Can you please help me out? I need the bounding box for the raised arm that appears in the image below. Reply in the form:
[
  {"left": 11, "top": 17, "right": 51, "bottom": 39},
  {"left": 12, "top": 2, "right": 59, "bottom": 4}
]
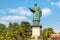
[{"left": 29, "top": 8, "right": 35, "bottom": 13}]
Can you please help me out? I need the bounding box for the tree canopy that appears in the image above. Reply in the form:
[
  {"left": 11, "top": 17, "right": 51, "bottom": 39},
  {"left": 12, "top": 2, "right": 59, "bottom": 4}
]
[
  {"left": 0, "top": 21, "right": 31, "bottom": 40},
  {"left": 42, "top": 28, "right": 55, "bottom": 40}
]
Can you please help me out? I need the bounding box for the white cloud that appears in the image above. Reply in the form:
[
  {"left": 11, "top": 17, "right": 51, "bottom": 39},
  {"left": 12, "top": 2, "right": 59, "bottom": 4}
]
[
  {"left": 42, "top": 8, "right": 51, "bottom": 16},
  {"left": 9, "top": 9, "right": 18, "bottom": 13},
  {"left": 0, "top": 15, "right": 31, "bottom": 27},
  {"left": 51, "top": 1, "right": 60, "bottom": 7},
  {"left": 0, "top": 16, "right": 27, "bottom": 22},
  {"left": 0, "top": 7, "right": 32, "bottom": 17},
  {"left": 8, "top": 7, "right": 32, "bottom": 16},
  {"left": 17, "top": 8, "right": 32, "bottom": 16}
]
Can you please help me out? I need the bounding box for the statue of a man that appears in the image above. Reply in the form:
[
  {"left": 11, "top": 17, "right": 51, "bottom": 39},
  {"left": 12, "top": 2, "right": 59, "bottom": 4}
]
[{"left": 29, "top": 4, "right": 42, "bottom": 26}]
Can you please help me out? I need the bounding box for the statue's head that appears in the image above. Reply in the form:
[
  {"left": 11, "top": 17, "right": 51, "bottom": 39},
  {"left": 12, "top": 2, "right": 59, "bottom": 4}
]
[{"left": 34, "top": 3, "right": 37, "bottom": 6}]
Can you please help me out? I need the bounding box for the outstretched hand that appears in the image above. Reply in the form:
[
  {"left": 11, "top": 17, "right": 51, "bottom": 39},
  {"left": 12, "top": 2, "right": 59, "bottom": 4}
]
[{"left": 29, "top": 8, "right": 35, "bottom": 13}]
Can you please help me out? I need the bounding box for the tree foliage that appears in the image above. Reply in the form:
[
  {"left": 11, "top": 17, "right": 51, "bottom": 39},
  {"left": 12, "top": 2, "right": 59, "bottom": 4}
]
[
  {"left": 42, "top": 28, "right": 55, "bottom": 40},
  {"left": 20, "top": 21, "right": 31, "bottom": 40},
  {"left": 0, "top": 21, "right": 31, "bottom": 40}
]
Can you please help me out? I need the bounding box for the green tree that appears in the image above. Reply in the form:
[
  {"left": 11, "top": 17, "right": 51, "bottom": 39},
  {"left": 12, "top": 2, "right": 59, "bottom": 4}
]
[
  {"left": 0, "top": 21, "right": 31, "bottom": 40},
  {"left": 8, "top": 23, "right": 20, "bottom": 40},
  {"left": 0, "top": 23, "right": 6, "bottom": 31},
  {"left": 21, "top": 21, "right": 31, "bottom": 40},
  {"left": 0, "top": 23, "right": 7, "bottom": 40},
  {"left": 42, "top": 28, "right": 55, "bottom": 40}
]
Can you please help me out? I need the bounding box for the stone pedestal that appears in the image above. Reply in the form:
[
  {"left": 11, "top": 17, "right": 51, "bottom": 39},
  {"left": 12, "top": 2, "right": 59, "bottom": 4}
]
[
  {"left": 32, "top": 27, "right": 40, "bottom": 37},
  {"left": 32, "top": 27, "right": 40, "bottom": 40}
]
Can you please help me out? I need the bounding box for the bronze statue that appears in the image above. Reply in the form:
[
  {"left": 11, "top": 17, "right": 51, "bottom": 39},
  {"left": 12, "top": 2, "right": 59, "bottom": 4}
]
[{"left": 29, "top": 3, "right": 42, "bottom": 26}]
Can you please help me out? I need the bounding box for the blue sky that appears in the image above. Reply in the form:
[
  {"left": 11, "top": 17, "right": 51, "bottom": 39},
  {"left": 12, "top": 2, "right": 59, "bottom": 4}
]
[{"left": 0, "top": 0, "right": 60, "bottom": 33}]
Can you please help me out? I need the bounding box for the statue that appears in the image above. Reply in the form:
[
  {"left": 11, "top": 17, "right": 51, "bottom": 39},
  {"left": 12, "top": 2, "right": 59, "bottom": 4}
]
[{"left": 29, "top": 4, "right": 42, "bottom": 26}]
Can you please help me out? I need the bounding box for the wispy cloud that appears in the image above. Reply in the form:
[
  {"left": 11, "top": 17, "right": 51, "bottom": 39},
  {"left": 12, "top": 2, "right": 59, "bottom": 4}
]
[
  {"left": 0, "top": 16, "right": 27, "bottom": 22},
  {"left": 42, "top": 8, "right": 52, "bottom": 17},
  {"left": 8, "top": 7, "right": 33, "bottom": 16},
  {"left": 0, "top": 7, "right": 32, "bottom": 17},
  {"left": 51, "top": 1, "right": 60, "bottom": 7}
]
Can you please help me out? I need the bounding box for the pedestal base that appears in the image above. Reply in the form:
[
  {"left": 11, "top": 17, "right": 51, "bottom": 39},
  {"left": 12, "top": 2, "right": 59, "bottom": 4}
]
[
  {"left": 32, "top": 27, "right": 40, "bottom": 40},
  {"left": 32, "top": 27, "right": 40, "bottom": 37}
]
